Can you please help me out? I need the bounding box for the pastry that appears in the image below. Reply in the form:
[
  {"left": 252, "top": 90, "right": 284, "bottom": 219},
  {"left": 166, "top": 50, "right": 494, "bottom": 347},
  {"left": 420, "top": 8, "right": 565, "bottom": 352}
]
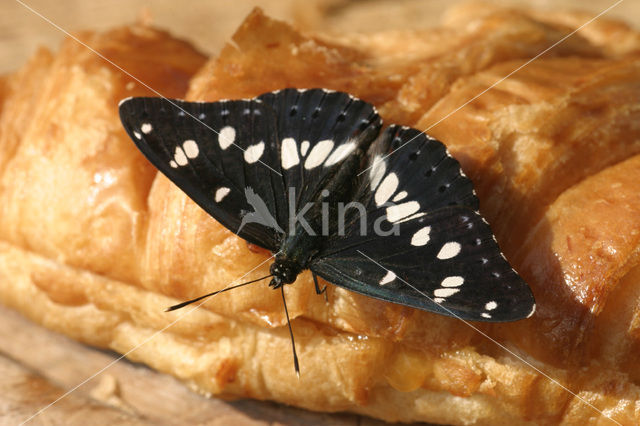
[{"left": 1, "top": 3, "right": 639, "bottom": 424}]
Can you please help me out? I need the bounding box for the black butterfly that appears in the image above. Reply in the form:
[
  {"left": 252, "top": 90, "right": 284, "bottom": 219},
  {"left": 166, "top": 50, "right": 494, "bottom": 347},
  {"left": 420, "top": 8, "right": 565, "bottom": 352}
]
[{"left": 119, "top": 88, "right": 535, "bottom": 374}]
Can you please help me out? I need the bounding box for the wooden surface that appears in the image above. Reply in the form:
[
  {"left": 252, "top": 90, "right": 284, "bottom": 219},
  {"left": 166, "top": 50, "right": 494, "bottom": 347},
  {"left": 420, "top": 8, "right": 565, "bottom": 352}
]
[{"left": 1, "top": 0, "right": 640, "bottom": 425}]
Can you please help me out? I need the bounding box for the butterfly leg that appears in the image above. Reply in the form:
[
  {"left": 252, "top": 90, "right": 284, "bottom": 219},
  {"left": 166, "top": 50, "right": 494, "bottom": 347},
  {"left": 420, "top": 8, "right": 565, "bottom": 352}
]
[{"left": 312, "top": 273, "right": 328, "bottom": 303}]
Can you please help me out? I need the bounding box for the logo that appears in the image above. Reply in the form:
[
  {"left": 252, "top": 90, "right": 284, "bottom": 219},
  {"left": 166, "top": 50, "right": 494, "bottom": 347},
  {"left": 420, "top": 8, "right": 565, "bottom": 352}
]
[{"left": 238, "top": 187, "right": 400, "bottom": 237}]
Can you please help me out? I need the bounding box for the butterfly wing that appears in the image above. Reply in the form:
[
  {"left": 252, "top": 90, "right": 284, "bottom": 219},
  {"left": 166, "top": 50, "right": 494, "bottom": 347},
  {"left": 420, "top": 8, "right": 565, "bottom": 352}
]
[
  {"left": 119, "top": 96, "right": 287, "bottom": 250},
  {"left": 256, "top": 89, "right": 381, "bottom": 211},
  {"left": 310, "top": 126, "right": 535, "bottom": 321},
  {"left": 119, "top": 89, "right": 381, "bottom": 251}
]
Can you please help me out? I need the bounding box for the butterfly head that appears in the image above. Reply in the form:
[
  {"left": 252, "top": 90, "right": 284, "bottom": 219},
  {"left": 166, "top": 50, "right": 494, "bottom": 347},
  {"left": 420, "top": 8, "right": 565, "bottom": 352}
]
[{"left": 269, "top": 257, "right": 300, "bottom": 289}]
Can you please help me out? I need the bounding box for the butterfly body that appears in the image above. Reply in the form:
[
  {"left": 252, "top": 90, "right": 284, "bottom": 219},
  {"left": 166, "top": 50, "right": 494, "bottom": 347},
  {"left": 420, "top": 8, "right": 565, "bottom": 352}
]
[
  {"left": 269, "top": 152, "right": 364, "bottom": 291},
  {"left": 272, "top": 146, "right": 363, "bottom": 270},
  {"left": 119, "top": 88, "right": 535, "bottom": 324}
]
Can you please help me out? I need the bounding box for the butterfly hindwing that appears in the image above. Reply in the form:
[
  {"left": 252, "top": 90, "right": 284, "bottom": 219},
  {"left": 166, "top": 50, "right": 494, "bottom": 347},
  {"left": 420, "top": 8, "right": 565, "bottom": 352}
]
[
  {"left": 311, "top": 206, "right": 534, "bottom": 321},
  {"left": 257, "top": 89, "right": 382, "bottom": 211},
  {"left": 364, "top": 125, "right": 479, "bottom": 219}
]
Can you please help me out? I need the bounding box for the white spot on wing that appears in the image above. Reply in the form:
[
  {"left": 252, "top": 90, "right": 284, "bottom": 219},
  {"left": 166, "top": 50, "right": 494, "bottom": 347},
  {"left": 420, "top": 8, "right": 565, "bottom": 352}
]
[
  {"left": 182, "top": 140, "right": 199, "bottom": 159},
  {"left": 174, "top": 146, "right": 188, "bottom": 166},
  {"left": 369, "top": 155, "right": 385, "bottom": 190},
  {"left": 133, "top": 131, "right": 141, "bottom": 140},
  {"left": 170, "top": 160, "right": 178, "bottom": 168},
  {"left": 281, "top": 138, "right": 299, "bottom": 169},
  {"left": 244, "top": 141, "right": 265, "bottom": 164},
  {"left": 481, "top": 313, "right": 492, "bottom": 319},
  {"left": 434, "top": 288, "right": 459, "bottom": 298},
  {"left": 141, "top": 123, "right": 152, "bottom": 134},
  {"left": 386, "top": 201, "right": 420, "bottom": 223},
  {"left": 324, "top": 142, "right": 356, "bottom": 166},
  {"left": 300, "top": 140, "right": 310, "bottom": 156},
  {"left": 411, "top": 226, "right": 431, "bottom": 246},
  {"left": 304, "top": 139, "right": 334, "bottom": 169},
  {"left": 437, "top": 242, "right": 461, "bottom": 260},
  {"left": 218, "top": 126, "right": 236, "bottom": 150},
  {"left": 215, "top": 187, "right": 230, "bottom": 202},
  {"left": 441, "top": 276, "right": 464, "bottom": 287},
  {"left": 375, "top": 173, "right": 399, "bottom": 206},
  {"left": 379, "top": 270, "right": 396, "bottom": 285},
  {"left": 485, "top": 301, "right": 498, "bottom": 311},
  {"left": 392, "top": 191, "right": 407, "bottom": 202},
  {"left": 433, "top": 297, "right": 444, "bottom": 304}
]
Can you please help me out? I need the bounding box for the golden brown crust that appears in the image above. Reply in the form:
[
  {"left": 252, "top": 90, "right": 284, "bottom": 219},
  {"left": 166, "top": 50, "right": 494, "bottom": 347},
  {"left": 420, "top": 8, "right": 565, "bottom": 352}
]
[
  {"left": 1, "top": 3, "right": 640, "bottom": 425},
  {"left": 0, "top": 25, "right": 206, "bottom": 285}
]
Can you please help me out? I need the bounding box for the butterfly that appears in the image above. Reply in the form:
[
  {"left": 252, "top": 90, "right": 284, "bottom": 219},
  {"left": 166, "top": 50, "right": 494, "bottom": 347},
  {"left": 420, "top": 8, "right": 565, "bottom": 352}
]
[{"left": 119, "top": 88, "right": 535, "bottom": 374}]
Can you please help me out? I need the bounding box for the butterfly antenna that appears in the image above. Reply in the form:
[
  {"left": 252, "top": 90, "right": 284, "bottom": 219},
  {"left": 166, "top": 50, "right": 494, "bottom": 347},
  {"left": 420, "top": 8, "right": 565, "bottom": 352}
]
[
  {"left": 281, "top": 286, "right": 300, "bottom": 378},
  {"left": 165, "top": 274, "right": 272, "bottom": 312}
]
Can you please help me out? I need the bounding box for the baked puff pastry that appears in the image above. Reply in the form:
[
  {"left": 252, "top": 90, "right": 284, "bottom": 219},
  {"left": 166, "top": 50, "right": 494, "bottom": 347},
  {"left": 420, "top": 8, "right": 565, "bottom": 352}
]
[{"left": 1, "top": 3, "right": 640, "bottom": 425}]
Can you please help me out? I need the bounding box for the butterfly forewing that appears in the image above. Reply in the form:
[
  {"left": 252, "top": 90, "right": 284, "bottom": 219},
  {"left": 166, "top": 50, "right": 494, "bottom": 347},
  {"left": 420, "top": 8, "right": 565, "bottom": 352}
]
[
  {"left": 119, "top": 89, "right": 382, "bottom": 250},
  {"left": 310, "top": 126, "right": 535, "bottom": 321},
  {"left": 119, "top": 97, "right": 286, "bottom": 250}
]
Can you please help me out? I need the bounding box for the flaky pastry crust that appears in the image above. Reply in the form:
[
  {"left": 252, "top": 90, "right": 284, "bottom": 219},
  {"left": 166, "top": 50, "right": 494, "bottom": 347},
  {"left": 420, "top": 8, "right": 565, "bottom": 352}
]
[{"left": 1, "top": 3, "right": 640, "bottom": 425}]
